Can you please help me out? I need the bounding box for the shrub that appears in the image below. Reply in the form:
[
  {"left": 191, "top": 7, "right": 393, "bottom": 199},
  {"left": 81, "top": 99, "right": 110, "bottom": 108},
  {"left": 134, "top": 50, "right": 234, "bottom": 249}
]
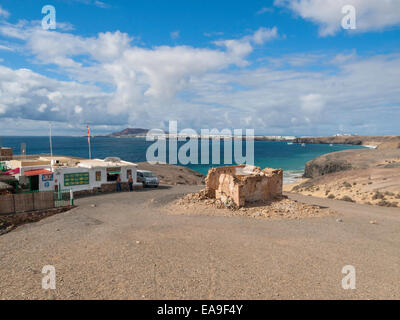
[
  {"left": 342, "top": 181, "right": 352, "bottom": 188},
  {"left": 377, "top": 200, "right": 398, "bottom": 207},
  {"left": 372, "top": 192, "right": 385, "bottom": 200},
  {"left": 341, "top": 196, "right": 354, "bottom": 202}
]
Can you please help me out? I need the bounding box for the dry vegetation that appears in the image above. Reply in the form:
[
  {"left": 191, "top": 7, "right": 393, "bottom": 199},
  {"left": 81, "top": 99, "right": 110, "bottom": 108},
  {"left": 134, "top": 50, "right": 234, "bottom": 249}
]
[{"left": 286, "top": 168, "right": 400, "bottom": 208}]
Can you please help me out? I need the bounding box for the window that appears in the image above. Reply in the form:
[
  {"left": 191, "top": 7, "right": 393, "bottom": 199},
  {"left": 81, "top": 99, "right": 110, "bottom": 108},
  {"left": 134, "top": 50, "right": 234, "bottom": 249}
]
[
  {"left": 127, "top": 169, "right": 132, "bottom": 179},
  {"left": 106, "top": 167, "right": 121, "bottom": 182},
  {"left": 143, "top": 172, "right": 156, "bottom": 177},
  {"left": 96, "top": 171, "right": 101, "bottom": 181}
]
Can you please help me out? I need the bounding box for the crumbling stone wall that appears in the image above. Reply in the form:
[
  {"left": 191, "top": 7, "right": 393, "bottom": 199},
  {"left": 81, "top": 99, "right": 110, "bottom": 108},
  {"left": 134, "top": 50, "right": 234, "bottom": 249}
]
[{"left": 205, "top": 165, "right": 283, "bottom": 207}]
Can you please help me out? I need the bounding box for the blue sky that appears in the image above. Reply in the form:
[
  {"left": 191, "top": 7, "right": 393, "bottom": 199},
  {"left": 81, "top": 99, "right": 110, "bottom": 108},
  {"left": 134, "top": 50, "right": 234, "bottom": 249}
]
[{"left": 0, "top": 0, "right": 399, "bottom": 136}]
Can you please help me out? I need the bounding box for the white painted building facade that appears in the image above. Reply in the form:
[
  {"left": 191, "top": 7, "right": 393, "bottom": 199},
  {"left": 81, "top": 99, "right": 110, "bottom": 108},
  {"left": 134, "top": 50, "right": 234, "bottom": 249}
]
[{"left": 6, "top": 157, "right": 138, "bottom": 193}]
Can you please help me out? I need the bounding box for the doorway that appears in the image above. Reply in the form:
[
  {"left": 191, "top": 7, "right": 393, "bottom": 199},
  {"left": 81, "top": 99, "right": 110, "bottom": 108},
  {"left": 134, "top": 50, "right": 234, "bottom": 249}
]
[{"left": 29, "top": 175, "right": 39, "bottom": 191}]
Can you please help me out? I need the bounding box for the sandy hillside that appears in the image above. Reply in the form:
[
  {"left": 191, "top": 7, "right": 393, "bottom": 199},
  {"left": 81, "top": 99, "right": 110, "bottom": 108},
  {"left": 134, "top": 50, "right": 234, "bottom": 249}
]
[
  {"left": 286, "top": 168, "right": 400, "bottom": 208},
  {"left": 286, "top": 145, "right": 400, "bottom": 208},
  {"left": 136, "top": 162, "right": 205, "bottom": 185}
]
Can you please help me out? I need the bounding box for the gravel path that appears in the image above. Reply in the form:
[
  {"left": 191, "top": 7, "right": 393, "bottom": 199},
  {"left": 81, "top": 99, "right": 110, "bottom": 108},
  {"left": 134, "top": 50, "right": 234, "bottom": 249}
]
[{"left": 0, "top": 186, "right": 399, "bottom": 299}]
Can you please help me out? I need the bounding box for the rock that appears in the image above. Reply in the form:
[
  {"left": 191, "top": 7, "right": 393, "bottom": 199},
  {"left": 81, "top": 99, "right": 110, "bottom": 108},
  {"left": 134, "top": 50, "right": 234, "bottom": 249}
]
[
  {"left": 304, "top": 158, "right": 352, "bottom": 178},
  {"left": 336, "top": 218, "right": 343, "bottom": 223},
  {"left": 369, "top": 220, "right": 378, "bottom": 225}
]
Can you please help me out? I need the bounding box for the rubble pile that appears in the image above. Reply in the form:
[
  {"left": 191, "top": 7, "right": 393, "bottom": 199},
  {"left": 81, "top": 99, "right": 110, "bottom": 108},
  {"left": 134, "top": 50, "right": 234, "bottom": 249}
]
[{"left": 173, "top": 191, "right": 334, "bottom": 219}]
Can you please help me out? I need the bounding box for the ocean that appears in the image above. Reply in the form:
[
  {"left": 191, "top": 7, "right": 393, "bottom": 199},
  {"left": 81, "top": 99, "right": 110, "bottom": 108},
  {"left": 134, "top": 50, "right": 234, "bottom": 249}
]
[{"left": 1, "top": 136, "right": 364, "bottom": 184}]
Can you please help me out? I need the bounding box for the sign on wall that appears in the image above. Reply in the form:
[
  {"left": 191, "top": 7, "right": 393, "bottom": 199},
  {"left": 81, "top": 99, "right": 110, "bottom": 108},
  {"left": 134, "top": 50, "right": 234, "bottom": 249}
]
[
  {"left": 42, "top": 173, "right": 54, "bottom": 182},
  {"left": 64, "top": 172, "right": 89, "bottom": 186}
]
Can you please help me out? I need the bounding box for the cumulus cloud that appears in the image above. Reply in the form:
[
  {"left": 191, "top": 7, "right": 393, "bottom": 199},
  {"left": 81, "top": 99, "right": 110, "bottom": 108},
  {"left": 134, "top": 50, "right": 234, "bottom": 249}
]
[
  {"left": 0, "top": 19, "right": 399, "bottom": 135},
  {"left": 0, "top": 24, "right": 281, "bottom": 128},
  {"left": 214, "top": 27, "right": 278, "bottom": 63},
  {"left": 0, "top": 23, "right": 278, "bottom": 110},
  {"left": 275, "top": 0, "right": 400, "bottom": 36}
]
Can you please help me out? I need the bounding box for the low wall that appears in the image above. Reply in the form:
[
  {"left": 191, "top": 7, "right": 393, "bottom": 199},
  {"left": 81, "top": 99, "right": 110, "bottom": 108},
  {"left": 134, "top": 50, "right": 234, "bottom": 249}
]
[
  {"left": 0, "top": 206, "right": 74, "bottom": 236},
  {"left": 33, "top": 192, "right": 55, "bottom": 210},
  {"left": 73, "top": 182, "right": 143, "bottom": 197},
  {"left": 0, "top": 195, "right": 14, "bottom": 214},
  {"left": 0, "top": 191, "right": 55, "bottom": 215},
  {"left": 14, "top": 193, "right": 34, "bottom": 213}
]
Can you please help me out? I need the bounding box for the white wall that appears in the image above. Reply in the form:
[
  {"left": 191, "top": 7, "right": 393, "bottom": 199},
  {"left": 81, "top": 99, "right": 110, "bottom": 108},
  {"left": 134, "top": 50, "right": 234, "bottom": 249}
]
[
  {"left": 52, "top": 165, "right": 137, "bottom": 192},
  {"left": 8, "top": 163, "right": 137, "bottom": 192}
]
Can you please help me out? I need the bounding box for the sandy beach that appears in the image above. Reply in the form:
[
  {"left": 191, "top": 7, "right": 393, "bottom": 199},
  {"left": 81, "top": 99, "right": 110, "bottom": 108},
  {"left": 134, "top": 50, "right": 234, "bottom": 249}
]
[{"left": 1, "top": 184, "right": 400, "bottom": 300}]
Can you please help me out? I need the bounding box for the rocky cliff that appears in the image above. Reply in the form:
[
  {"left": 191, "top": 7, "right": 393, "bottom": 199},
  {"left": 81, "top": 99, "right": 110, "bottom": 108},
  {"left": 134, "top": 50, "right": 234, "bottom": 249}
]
[
  {"left": 293, "top": 136, "right": 400, "bottom": 149},
  {"left": 303, "top": 148, "right": 400, "bottom": 178}
]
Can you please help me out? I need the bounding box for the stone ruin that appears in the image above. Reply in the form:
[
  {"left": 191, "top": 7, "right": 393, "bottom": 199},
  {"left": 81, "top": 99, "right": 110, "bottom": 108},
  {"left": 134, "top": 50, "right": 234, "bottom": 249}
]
[{"left": 204, "top": 165, "right": 283, "bottom": 208}]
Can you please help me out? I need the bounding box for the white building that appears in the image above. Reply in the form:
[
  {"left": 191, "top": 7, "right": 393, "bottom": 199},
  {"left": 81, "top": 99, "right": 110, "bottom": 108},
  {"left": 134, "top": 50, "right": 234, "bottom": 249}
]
[{"left": 5, "top": 156, "right": 138, "bottom": 193}]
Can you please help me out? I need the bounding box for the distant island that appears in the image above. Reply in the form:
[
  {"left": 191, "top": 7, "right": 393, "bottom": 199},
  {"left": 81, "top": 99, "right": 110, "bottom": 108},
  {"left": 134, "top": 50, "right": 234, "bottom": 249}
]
[{"left": 106, "top": 128, "right": 149, "bottom": 137}]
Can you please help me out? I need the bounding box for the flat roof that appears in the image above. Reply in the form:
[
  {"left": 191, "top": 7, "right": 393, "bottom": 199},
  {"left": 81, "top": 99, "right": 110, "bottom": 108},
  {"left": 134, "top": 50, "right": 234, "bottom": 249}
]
[
  {"left": 6, "top": 155, "right": 137, "bottom": 169},
  {"left": 77, "top": 159, "right": 137, "bottom": 169}
]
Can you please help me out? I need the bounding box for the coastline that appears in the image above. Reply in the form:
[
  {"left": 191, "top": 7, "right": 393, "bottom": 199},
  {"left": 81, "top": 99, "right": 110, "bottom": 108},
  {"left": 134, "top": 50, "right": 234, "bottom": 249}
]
[{"left": 285, "top": 143, "right": 400, "bottom": 208}]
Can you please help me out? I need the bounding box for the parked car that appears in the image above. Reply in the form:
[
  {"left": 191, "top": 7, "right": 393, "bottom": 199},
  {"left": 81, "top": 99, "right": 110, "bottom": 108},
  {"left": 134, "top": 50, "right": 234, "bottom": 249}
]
[{"left": 137, "top": 170, "right": 159, "bottom": 188}]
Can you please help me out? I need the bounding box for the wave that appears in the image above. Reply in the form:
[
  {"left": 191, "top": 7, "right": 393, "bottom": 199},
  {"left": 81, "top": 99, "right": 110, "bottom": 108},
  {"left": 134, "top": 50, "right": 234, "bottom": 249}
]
[{"left": 283, "top": 170, "right": 304, "bottom": 184}]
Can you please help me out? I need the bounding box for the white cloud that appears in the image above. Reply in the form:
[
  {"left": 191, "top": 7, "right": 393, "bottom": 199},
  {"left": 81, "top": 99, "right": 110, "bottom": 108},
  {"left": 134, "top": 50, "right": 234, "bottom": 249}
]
[
  {"left": 204, "top": 31, "right": 224, "bottom": 37},
  {"left": 300, "top": 94, "right": 325, "bottom": 113},
  {"left": 215, "top": 27, "right": 279, "bottom": 61},
  {"left": 275, "top": 0, "right": 400, "bottom": 36},
  {"left": 0, "top": 44, "right": 13, "bottom": 51},
  {"left": 256, "top": 7, "right": 274, "bottom": 15},
  {"left": 74, "top": 105, "right": 83, "bottom": 114},
  {"left": 94, "top": 1, "right": 110, "bottom": 9},
  {"left": 0, "top": 6, "right": 10, "bottom": 19},
  {"left": 170, "top": 31, "right": 180, "bottom": 40},
  {"left": 38, "top": 103, "right": 47, "bottom": 112},
  {"left": 0, "top": 20, "right": 399, "bottom": 135},
  {"left": 252, "top": 27, "right": 279, "bottom": 44}
]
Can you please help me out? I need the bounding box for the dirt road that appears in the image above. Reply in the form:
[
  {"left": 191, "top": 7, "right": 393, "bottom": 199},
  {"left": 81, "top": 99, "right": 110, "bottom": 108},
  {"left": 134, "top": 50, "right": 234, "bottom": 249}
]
[{"left": 0, "top": 186, "right": 399, "bottom": 299}]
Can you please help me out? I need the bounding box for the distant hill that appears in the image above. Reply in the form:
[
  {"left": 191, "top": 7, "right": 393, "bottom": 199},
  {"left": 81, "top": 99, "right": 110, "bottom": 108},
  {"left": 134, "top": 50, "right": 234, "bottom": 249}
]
[{"left": 108, "top": 128, "right": 149, "bottom": 137}]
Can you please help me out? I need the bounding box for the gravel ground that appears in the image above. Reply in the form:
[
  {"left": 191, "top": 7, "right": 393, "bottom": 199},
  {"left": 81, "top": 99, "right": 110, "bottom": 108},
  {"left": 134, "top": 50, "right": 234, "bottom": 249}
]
[
  {"left": 0, "top": 185, "right": 399, "bottom": 300},
  {"left": 168, "top": 192, "right": 335, "bottom": 220}
]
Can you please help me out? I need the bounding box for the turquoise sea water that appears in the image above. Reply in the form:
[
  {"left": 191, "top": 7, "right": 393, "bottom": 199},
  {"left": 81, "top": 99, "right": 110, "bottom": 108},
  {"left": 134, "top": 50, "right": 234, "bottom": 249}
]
[{"left": 1, "top": 136, "right": 364, "bottom": 183}]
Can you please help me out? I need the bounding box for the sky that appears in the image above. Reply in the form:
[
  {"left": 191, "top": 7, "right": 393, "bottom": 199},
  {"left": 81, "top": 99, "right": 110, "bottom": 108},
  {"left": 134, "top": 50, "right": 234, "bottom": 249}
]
[{"left": 0, "top": 0, "right": 399, "bottom": 136}]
